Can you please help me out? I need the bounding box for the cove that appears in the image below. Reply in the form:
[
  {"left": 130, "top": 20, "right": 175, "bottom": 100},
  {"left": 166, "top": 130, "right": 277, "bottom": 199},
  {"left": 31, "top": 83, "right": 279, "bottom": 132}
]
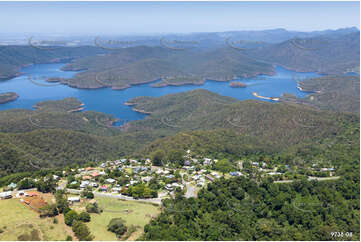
[{"left": 0, "top": 63, "right": 321, "bottom": 123}]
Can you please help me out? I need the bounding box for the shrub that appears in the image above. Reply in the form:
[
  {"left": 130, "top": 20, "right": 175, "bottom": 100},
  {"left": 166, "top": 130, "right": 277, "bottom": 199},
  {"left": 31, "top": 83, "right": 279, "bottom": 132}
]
[
  {"left": 39, "top": 204, "right": 58, "bottom": 217},
  {"left": 86, "top": 203, "right": 101, "bottom": 214},
  {"left": 65, "top": 235, "right": 73, "bottom": 241},
  {"left": 107, "top": 218, "right": 127, "bottom": 238}
]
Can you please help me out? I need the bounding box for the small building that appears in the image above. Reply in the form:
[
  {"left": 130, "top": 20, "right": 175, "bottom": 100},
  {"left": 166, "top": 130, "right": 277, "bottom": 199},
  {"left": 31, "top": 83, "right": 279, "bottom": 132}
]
[
  {"left": 82, "top": 176, "right": 92, "bottom": 180},
  {"left": 27, "top": 191, "right": 38, "bottom": 197},
  {"left": 0, "top": 191, "right": 12, "bottom": 199}
]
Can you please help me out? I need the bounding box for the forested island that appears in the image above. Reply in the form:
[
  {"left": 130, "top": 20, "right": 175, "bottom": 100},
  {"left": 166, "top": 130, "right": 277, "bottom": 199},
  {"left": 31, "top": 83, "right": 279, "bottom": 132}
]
[{"left": 0, "top": 92, "right": 19, "bottom": 104}]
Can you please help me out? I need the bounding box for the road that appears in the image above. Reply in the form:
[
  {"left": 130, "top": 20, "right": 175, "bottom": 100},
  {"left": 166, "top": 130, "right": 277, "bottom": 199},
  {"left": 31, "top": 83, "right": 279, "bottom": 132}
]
[
  {"left": 274, "top": 176, "right": 341, "bottom": 183},
  {"left": 65, "top": 188, "right": 164, "bottom": 204}
]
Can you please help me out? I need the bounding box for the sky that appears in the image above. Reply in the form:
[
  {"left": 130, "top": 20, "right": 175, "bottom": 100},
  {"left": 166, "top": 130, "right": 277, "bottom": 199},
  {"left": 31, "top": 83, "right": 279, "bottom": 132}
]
[{"left": 0, "top": 1, "right": 359, "bottom": 35}]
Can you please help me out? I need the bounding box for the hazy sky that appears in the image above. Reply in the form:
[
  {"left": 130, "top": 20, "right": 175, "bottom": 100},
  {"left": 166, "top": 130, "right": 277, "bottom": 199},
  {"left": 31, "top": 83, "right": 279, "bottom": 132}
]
[{"left": 0, "top": 1, "right": 359, "bottom": 34}]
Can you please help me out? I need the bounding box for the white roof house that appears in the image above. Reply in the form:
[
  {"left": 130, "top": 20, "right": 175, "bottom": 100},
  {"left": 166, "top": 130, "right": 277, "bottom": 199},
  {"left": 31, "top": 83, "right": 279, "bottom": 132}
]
[
  {"left": 0, "top": 191, "right": 12, "bottom": 199},
  {"left": 68, "top": 197, "right": 80, "bottom": 202},
  {"left": 105, "top": 178, "right": 116, "bottom": 184}
]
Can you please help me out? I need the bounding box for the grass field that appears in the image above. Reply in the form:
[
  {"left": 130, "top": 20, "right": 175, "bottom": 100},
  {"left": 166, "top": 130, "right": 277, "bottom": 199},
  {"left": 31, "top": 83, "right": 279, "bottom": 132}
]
[
  {"left": 0, "top": 198, "right": 72, "bottom": 241},
  {"left": 86, "top": 197, "right": 160, "bottom": 240}
]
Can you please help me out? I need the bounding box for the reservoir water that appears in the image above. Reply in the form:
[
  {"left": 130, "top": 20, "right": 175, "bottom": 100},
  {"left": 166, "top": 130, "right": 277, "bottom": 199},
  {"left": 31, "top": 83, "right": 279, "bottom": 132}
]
[{"left": 0, "top": 63, "right": 321, "bottom": 122}]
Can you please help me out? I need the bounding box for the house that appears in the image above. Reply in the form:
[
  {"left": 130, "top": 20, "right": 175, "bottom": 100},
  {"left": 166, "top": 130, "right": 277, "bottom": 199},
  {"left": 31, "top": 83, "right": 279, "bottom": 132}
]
[
  {"left": 145, "top": 158, "right": 152, "bottom": 164},
  {"left": 206, "top": 174, "right": 215, "bottom": 182},
  {"left": 53, "top": 175, "right": 60, "bottom": 180},
  {"left": 90, "top": 172, "right": 100, "bottom": 178},
  {"left": 7, "top": 183, "right": 17, "bottom": 190},
  {"left": 99, "top": 185, "right": 108, "bottom": 192},
  {"left": 100, "top": 163, "right": 106, "bottom": 168},
  {"left": 80, "top": 181, "right": 90, "bottom": 189},
  {"left": 142, "top": 176, "right": 153, "bottom": 183},
  {"left": 321, "top": 168, "right": 335, "bottom": 172},
  {"left": 165, "top": 184, "right": 173, "bottom": 191},
  {"left": 184, "top": 160, "right": 191, "bottom": 166},
  {"left": 112, "top": 187, "right": 122, "bottom": 193},
  {"left": 197, "top": 181, "right": 205, "bottom": 187},
  {"left": 203, "top": 158, "right": 212, "bottom": 165},
  {"left": 68, "top": 197, "right": 80, "bottom": 203},
  {"left": 120, "top": 159, "right": 127, "bottom": 163},
  {"left": 267, "top": 172, "right": 282, "bottom": 175},
  {"left": 171, "top": 183, "right": 184, "bottom": 189},
  {"left": 90, "top": 182, "right": 99, "bottom": 188},
  {"left": 229, "top": 171, "right": 242, "bottom": 177},
  {"left": 85, "top": 167, "right": 95, "bottom": 171},
  {"left": 82, "top": 176, "right": 92, "bottom": 180},
  {"left": 0, "top": 191, "right": 12, "bottom": 199},
  {"left": 105, "top": 178, "right": 116, "bottom": 184},
  {"left": 70, "top": 181, "right": 78, "bottom": 185},
  {"left": 165, "top": 175, "right": 175, "bottom": 179},
  {"left": 130, "top": 180, "right": 138, "bottom": 185}
]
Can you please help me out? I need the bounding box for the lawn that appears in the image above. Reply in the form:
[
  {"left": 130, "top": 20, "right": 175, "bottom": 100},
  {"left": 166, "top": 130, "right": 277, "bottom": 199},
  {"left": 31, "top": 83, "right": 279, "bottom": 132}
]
[
  {"left": 0, "top": 198, "right": 72, "bottom": 241},
  {"left": 86, "top": 197, "right": 160, "bottom": 240}
]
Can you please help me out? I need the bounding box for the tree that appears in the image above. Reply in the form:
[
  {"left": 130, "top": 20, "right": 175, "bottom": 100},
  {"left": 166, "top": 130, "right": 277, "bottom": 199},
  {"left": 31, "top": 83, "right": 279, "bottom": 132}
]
[
  {"left": 55, "top": 190, "right": 70, "bottom": 214},
  {"left": 64, "top": 210, "right": 78, "bottom": 226},
  {"left": 78, "top": 212, "right": 91, "bottom": 222},
  {"left": 107, "top": 218, "right": 127, "bottom": 238},
  {"left": 167, "top": 150, "right": 185, "bottom": 167},
  {"left": 151, "top": 150, "right": 165, "bottom": 166},
  {"left": 214, "top": 159, "right": 234, "bottom": 174},
  {"left": 72, "top": 221, "right": 93, "bottom": 241},
  {"left": 18, "top": 178, "right": 36, "bottom": 189},
  {"left": 81, "top": 190, "right": 94, "bottom": 199}
]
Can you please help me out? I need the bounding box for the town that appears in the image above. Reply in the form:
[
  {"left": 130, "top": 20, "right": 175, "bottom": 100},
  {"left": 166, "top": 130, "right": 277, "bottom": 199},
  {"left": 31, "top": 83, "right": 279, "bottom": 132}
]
[{"left": 0, "top": 150, "right": 339, "bottom": 240}]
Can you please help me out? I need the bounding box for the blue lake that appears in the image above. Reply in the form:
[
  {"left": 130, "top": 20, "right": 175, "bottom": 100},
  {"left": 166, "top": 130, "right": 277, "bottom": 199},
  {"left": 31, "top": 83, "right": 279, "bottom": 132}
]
[{"left": 0, "top": 63, "right": 321, "bottom": 123}]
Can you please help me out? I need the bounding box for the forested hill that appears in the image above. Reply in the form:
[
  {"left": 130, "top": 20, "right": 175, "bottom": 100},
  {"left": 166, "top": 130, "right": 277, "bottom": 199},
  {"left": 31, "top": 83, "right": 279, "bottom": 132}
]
[
  {"left": 245, "top": 31, "right": 360, "bottom": 75},
  {"left": 126, "top": 89, "right": 358, "bottom": 151},
  {"left": 0, "top": 45, "right": 106, "bottom": 80},
  {"left": 281, "top": 75, "right": 360, "bottom": 113},
  {"left": 0, "top": 89, "right": 359, "bottom": 175},
  {"left": 140, "top": 172, "right": 360, "bottom": 240},
  {"left": 56, "top": 46, "right": 274, "bottom": 89}
]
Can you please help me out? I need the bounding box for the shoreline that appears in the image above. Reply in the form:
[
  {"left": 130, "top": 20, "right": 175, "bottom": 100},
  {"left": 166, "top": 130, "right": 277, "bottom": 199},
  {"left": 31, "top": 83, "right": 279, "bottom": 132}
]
[{"left": 252, "top": 92, "right": 280, "bottom": 101}]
